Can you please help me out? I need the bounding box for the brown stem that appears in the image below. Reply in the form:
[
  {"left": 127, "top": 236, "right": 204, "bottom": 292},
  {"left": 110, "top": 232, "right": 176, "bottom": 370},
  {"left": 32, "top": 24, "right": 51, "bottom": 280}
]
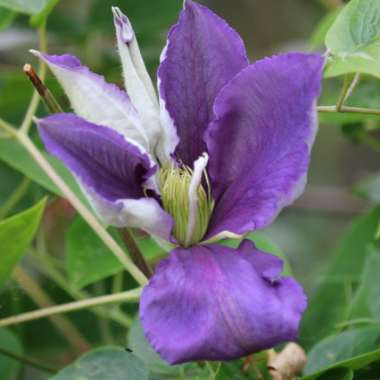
[
  {"left": 23, "top": 64, "right": 63, "bottom": 114},
  {"left": 120, "top": 229, "right": 153, "bottom": 278}
]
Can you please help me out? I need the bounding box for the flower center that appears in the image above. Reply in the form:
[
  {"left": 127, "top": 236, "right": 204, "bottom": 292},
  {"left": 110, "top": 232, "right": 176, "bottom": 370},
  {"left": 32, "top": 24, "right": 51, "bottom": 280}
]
[{"left": 159, "top": 166, "right": 214, "bottom": 247}]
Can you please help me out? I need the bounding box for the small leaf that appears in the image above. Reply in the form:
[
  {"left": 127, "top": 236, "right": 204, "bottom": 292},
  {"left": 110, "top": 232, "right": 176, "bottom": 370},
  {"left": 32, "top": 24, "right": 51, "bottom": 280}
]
[
  {"left": 300, "top": 206, "right": 380, "bottom": 349},
  {"left": 50, "top": 347, "right": 150, "bottom": 380},
  {"left": 0, "top": 0, "right": 49, "bottom": 15},
  {"left": 66, "top": 217, "right": 124, "bottom": 290},
  {"left": 0, "top": 327, "right": 23, "bottom": 380},
  {"left": 325, "top": 0, "right": 380, "bottom": 78},
  {"left": 0, "top": 198, "right": 46, "bottom": 288},
  {"left": 303, "top": 327, "right": 380, "bottom": 379}
]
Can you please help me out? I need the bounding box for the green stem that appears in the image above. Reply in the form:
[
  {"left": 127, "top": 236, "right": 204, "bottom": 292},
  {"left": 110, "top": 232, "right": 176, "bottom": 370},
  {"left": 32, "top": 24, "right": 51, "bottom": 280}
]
[
  {"left": 0, "top": 118, "right": 17, "bottom": 137},
  {"left": 336, "top": 74, "right": 360, "bottom": 111},
  {"left": 0, "top": 177, "right": 31, "bottom": 219},
  {"left": 0, "top": 346, "right": 57, "bottom": 374},
  {"left": 336, "top": 318, "right": 380, "bottom": 328},
  {"left": 0, "top": 288, "right": 141, "bottom": 327},
  {"left": 317, "top": 105, "right": 380, "bottom": 116}
]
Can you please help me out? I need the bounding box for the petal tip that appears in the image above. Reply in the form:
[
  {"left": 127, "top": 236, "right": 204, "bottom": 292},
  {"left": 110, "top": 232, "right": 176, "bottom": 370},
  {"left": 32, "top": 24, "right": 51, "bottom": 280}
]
[
  {"left": 112, "top": 6, "right": 134, "bottom": 44},
  {"left": 29, "top": 49, "right": 41, "bottom": 57}
]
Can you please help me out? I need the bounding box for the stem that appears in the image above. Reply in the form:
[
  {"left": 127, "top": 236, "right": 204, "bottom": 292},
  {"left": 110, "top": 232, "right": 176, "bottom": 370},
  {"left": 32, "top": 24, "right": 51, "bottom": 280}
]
[
  {"left": 23, "top": 64, "right": 63, "bottom": 114},
  {"left": 336, "top": 74, "right": 360, "bottom": 111},
  {"left": 0, "top": 346, "right": 57, "bottom": 374},
  {"left": 15, "top": 130, "right": 148, "bottom": 286},
  {"left": 0, "top": 177, "right": 31, "bottom": 219},
  {"left": 317, "top": 105, "right": 380, "bottom": 116},
  {"left": 0, "top": 287, "right": 141, "bottom": 327},
  {"left": 0, "top": 118, "right": 17, "bottom": 137},
  {"left": 13, "top": 267, "right": 91, "bottom": 352},
  {"left": 20, "top": 25, "right": 47, "bottom": 133},
  {"left": 121, "top": 229, "right": 153, "bottom": 278}
]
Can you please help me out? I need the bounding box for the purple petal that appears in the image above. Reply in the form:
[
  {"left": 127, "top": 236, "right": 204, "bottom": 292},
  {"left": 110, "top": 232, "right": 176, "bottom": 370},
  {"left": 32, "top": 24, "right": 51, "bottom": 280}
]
[
  {"left": 37, "top": 113, "right": 155, "bottom": 202},
  {"left": 158, "top": 0, "right": 248, "bottom": 166},
  {"left": 140, "top": 240, "right": 307, "bottom": 364},
  {"left": 205, "top": 53, "right": 324, "bottom": 239}
]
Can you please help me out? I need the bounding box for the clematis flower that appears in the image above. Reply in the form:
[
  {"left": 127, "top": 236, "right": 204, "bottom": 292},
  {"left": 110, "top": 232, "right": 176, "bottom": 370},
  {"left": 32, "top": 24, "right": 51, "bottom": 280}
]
[{"left": 34, "top": 0, "right": 323, "bottom": 364}]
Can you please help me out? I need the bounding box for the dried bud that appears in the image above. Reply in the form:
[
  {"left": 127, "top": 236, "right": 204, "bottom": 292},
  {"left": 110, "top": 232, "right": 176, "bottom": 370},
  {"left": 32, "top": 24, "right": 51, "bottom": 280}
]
[{"left": 268, "top": 343, "right": 307, "bottom": 380}]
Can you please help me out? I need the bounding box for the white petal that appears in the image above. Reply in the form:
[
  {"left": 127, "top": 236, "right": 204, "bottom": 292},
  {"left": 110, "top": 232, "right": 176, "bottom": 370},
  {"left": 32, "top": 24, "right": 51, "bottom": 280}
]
[
  {"left": 155, "top": 45, "right": 179, "bottom": 166},
  {"left": 112, "top": 7, "right": 162, "bottom": 153},
  {"left": 84, "top": 186, "right": 173, "bottom": 242},
  {"left": 31, "top": 50, "right": 151, "bottom": 152}
]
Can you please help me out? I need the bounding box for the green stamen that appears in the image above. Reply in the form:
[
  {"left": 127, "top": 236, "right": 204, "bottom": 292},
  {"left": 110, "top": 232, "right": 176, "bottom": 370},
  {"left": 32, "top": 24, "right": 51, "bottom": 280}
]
[{"left": 159, "top": 166, "right": 214, "bottom": 247}]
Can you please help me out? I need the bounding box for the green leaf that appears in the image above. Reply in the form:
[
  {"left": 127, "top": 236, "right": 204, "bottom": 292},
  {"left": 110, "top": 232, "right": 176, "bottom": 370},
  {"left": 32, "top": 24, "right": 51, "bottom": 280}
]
[
  {"left": 30, "top": 0, "right": 59, "bottom": 27},
  {"left": 66, "top": 217, "right": 124, "bottom": 290},
  {"left": 0, "top": 7, "right": 15, "bottom": 30},
  {"left": 325, "top": 0, "right": 380, "bottom": 78},
  {"left": 0, "top": 198, "right": 46, "bottom": 288},
  {"left": 128, "top": 318, "right": 179, "bottom": 376},
  {"left": 127, "top": 318, "right": 209, "bottom": 379},
  {"left": 303, "top": 327, "right": 380, "bottom": 379},
  {"left": 300, "top": 206, "right": 380, "bottom": 349},
  {"left": 0, "top": 327, "right": 23, "bottom": 380},
  {"left": 0, "top": 0, "right": 49, "bottom": 14},
  {"left": 50, "top": 347, "right": 150, "bottom": 380},
  {"left": 0, "top": 139, "right": 86, "bottom": 204},
  {"left": 312, "top": 368, "right": 353, "bottom": 380},
  {"left": 349, "top": 249, "right": 380, "bottom": 319}
]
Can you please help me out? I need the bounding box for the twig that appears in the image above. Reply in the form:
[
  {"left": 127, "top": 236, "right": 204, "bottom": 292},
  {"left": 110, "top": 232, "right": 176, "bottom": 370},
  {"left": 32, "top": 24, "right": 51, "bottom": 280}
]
[
  {"left": 317, "top": 105, "right": 380, "bottom": 116},
  {"left": 12, "top": 267, "right": 91, "bottom": 352},
  {"left": 0, "top": 346, "right": 57, "bottom": 374},
  {"left": 0, "top": 287, "right": 141, "bottom": 327},
  {"left": 121, "top": 229, "right": 153, "bottom": 278},
  {"left": 336, "top": 74, "right": 360, "bottom": 111},
  {"left": 23, "top": 64, "right": 63, "bottom": 114},
  {"left": 20, "top": 25, "right": 48, "bottom": 133}
]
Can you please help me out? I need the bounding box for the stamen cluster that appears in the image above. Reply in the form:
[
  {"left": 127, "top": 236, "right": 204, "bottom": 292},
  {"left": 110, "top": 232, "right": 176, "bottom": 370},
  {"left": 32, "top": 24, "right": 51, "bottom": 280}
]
[{"left": 159, "top": 166, "right": 214, "bottom": 247}]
